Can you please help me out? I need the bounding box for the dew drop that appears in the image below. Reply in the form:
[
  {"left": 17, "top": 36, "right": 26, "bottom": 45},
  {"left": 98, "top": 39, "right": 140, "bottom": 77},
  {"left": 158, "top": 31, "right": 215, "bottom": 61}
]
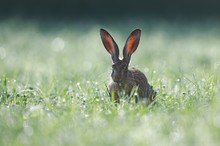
[{"left": 51, "top": 37, "right": 65, "bottom": 52}]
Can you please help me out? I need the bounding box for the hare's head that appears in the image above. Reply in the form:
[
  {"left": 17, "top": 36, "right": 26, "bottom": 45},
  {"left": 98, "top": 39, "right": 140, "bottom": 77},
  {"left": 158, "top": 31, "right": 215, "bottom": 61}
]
[{"left": 100, "top": 29, "right": 141, "bottom": 83}]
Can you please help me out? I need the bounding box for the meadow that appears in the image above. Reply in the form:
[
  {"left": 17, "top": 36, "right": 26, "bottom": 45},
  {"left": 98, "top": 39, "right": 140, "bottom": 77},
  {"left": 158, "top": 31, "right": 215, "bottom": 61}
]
[{"left": 0, "top": 18, "right": 220, "bottom": 146}]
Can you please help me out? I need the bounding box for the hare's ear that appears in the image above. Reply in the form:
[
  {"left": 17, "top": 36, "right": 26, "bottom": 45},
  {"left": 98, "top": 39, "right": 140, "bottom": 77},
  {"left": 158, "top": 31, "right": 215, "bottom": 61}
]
[
  {"left": 123, "top": 29, "right": 141, "bottom": 63},
  {"left": 100, "top": 29, "right": 119, "bottom": 63}
]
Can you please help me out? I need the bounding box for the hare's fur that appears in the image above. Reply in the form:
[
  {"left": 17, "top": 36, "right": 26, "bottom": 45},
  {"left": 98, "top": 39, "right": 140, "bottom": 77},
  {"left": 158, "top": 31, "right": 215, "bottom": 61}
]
[
  {"left": 100, "top": 28, "right": 156, "bottom": 104},
  {"left": 109, "top": 67, "right": 155, "bottom": 104}
]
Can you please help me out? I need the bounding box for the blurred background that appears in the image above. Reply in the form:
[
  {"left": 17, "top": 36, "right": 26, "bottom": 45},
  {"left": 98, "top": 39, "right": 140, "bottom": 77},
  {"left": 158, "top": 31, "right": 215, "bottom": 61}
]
[
  {"left": 1, "top": 0, "right": 220, "bottom": 19},
  {"left": 0, "top": 0, "right": 220, "bottom": 82}
]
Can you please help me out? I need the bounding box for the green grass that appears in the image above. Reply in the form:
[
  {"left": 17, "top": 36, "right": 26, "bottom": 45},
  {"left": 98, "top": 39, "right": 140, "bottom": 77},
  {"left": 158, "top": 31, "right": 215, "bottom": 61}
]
[{"left": 0, "top": 18, "right": 220, "bottom": 146}]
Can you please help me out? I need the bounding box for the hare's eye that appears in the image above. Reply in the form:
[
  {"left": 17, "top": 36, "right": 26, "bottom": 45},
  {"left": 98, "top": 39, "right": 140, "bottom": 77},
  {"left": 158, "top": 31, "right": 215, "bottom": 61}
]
[{"left": 112, "top": 64, "right": 116, "bottom": 69}]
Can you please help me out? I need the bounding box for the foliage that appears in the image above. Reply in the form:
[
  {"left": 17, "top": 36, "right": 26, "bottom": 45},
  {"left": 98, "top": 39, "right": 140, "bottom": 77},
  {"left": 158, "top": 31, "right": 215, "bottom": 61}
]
[{"left": 0, "top": 18, "right": 220, "bottom": 146}]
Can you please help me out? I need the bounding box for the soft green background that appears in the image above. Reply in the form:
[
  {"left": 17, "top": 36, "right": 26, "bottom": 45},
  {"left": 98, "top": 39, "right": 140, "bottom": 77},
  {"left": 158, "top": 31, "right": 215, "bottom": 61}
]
[{"left": 0, "top": 18, "right": 220, "bottom": 146}]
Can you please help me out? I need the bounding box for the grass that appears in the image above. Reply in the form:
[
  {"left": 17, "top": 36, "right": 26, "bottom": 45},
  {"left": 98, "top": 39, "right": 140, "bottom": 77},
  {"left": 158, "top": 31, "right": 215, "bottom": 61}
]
[{"left": 0, "top": 18, "right": 220, "bottom": 146}]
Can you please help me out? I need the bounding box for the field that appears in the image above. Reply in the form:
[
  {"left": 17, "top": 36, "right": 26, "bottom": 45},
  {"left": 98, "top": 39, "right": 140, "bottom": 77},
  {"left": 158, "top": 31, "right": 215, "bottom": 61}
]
[{"left": 0, "top": 18, "right": 220, "bottom": 146}]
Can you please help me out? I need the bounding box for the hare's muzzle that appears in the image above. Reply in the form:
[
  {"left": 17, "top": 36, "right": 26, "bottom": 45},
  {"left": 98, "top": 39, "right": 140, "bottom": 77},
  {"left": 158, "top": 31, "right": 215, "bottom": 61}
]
[{"left": 111, "top": 70, "right": 119, "bottom": 82}]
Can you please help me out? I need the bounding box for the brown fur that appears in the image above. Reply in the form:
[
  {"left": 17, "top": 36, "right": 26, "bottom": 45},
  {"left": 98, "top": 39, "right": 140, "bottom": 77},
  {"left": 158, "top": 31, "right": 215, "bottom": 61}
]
[
  {"left": 100, "top": 28, "right": 156, "bottom": 105},
  {"left": 109, "top": 67, "right": 156, "bottom": 104}
]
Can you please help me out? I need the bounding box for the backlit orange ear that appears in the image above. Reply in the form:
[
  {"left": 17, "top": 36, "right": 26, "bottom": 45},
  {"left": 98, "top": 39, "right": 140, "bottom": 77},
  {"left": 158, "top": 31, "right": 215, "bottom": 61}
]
[
  {"left": 100, "top": 29, "right": 119, "bottom": 62},
  {"left": 100, "top": 29, "right": 115, "bottom": 54},
  {"left": 123, "top": 29, "right": 141, "bottom": 62},
  {"left": 125, "top": 29, "right": 141, "bottom": 54}
]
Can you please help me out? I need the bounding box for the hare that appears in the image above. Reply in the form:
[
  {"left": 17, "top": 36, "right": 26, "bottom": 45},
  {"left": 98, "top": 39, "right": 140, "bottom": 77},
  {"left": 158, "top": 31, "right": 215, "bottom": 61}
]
[{"left": 100, "top": 28, "right": 156, "bottom": 105}]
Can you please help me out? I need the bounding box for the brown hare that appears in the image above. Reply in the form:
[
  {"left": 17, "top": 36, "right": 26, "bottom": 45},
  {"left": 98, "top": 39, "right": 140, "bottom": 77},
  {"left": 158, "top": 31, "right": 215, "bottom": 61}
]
[{"left": 100, "top": 28, "right": 156, "bottom": 105}]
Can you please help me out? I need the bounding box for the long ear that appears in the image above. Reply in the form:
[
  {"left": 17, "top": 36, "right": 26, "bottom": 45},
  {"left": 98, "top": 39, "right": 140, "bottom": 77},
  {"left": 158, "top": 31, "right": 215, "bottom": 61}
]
[
  {"left": 100, "top": 29, "right": 119, "bottom": 63},
  {"left": 123, "top": 29, "right": 141, "bottom": 63}
]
